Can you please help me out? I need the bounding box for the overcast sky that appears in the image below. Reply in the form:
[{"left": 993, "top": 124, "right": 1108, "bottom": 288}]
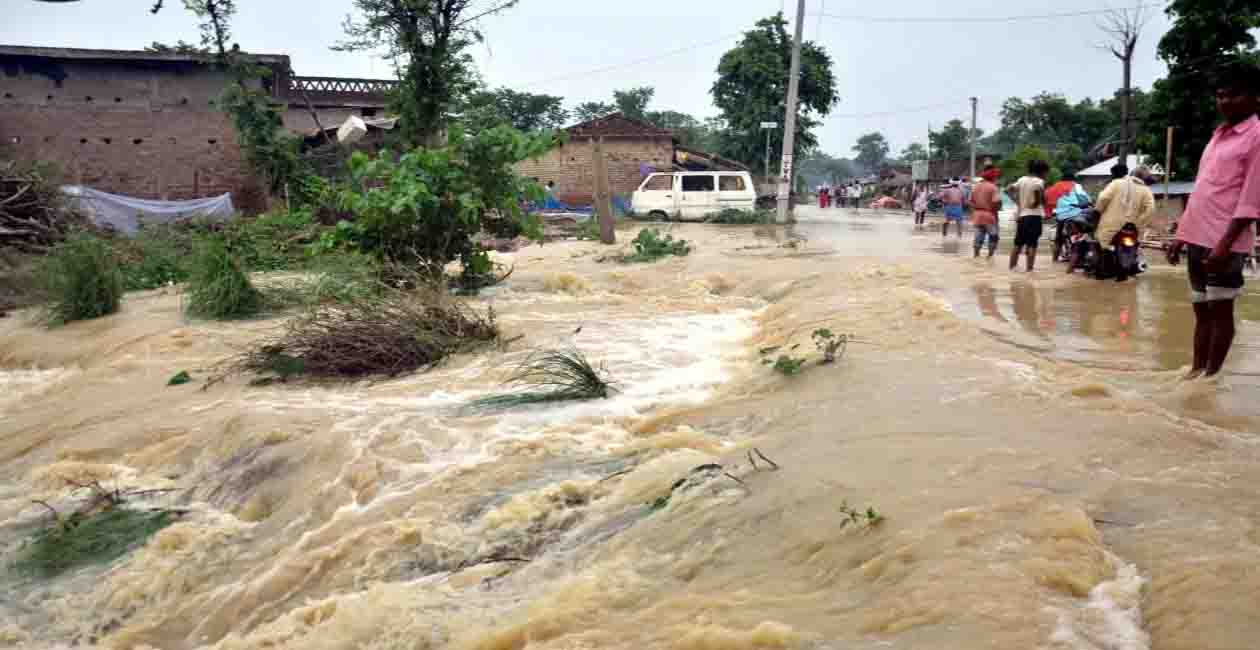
[{"left": 5, "top": 0, "right": 1174, "bottom": 158}]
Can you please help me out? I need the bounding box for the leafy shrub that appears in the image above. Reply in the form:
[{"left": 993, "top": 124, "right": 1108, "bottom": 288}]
[
  {"left": 307, "top": 219, "right": 364, "bottom": 258},
  {"left": 303, "top": 251, "right": 381, "bottom": 305},
  {"left": 337, "top": 126, "right": 556, "bottom": 274},
  {"left": 37, "top": 233, "right": 124, "bottom": 325},
  {"left": 706, "top": 208, "right": 773, "bottom": 224},
  {"left": 625, "top": 228, "right": 691, "bottom": 263},
  {"left": 227, "top": 208, "right": 315, "bottom": 272},
  {"left": 116, "top": 222, "right": 204, "bottom": 290},
  {"left": 771, "top": 355, "right": 805, "bottom": 376},
  {"left": 14, "top": 506, "right": 176, "bottom": 578},
  {"left": 186, "top": 236, "right": 263, "bottom": 319}
]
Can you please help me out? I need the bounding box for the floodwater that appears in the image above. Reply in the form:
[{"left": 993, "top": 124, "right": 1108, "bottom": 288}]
[{"left": 1, "top": 207, "right": 1259, "bottom": 650}]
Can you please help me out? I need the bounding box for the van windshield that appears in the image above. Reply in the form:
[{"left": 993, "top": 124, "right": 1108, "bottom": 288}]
[{"left": 682, "top": 176, "right": 715, "bottom": 192}]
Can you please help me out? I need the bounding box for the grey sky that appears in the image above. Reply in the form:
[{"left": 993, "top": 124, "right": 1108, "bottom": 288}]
[{"left": 5, "top": 0, "right": 1174, "bottom": 158}]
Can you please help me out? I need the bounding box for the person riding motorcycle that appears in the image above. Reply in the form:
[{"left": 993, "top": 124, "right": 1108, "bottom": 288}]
[
  {"left": 1095, "top": 164, "right": 1157, "bottom": 263},
  {"left": 1051, "top": 171, "right": 1093, "bottom": 263}
]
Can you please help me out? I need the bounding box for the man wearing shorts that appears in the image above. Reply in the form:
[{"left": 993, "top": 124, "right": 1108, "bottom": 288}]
[
  {"left": 1006, "top": 160, "right": 1049, "bottom": 272},
  {"left": 941, "top": 180, "right": 965, "bottom": 238},
  {"left": 1167, "top": 61, "right": 1260, "bottom": 378}
]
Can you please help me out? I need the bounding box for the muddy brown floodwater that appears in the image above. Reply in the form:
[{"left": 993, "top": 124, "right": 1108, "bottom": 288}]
[{"left": 2, "top": 207, "right": 1259, "bottom": 650}]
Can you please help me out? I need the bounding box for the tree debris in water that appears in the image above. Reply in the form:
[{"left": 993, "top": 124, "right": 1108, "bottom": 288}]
[
  {"left": 469, "top": 347, "right": 615, "bottom": 410},
  {"left": 0, "top": 161, "right": 82, "bottom": 254}
]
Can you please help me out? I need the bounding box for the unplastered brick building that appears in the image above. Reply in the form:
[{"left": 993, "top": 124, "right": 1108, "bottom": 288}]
[{"left": 0, "top": 45, "right": 395, "bottom": 209}]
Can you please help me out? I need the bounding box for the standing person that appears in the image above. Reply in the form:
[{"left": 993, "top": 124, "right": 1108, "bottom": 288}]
[
  {"left": 1005, "top": 160, "right": 1050, "bottom": 271},
  {"left": 913, "top": 184, "right": 929, "bottom": 226},
  {"left": 941, "top": 179, "right": 965, "bottom": 237},
  {"left": 970, "top": 166, "right": 1003, "bottom": 257},
  {"left": 1167, "top": 62, "right": 1260, "bottom": 378},
  {"left": 818, "top": 183, "right": 829, "bottom": 209}
]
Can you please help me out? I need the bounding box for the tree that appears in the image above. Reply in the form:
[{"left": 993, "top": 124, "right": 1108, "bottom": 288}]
[
  {"left": 711, "top": 13, "right": 839, "bottom": 168},
  {"left": 145, "top": 40, "right": 209, "bottom": 54},
  {"left": 1097, "top": 3, "right": 1152, "bottom": 165},
  {"left": 929, "top": 119, "right": 980, "bottom": 161},
  {"left": 461, "top": 87, "right": 568, "bottom": 132},
  {"left": 1143, "top": 1, "right": 1260, "bottom": 174},
  {"left": 899, "top": 143, "right": 928, "bottom": 163},
  {"left": 335, "top": 0, "right": 521, "bottom": 146},
  {"left": 851, "top": 132, "right": 889, "bottom": 172},
  {"left": 798, "top": 151, "right": 856, "bottom": 185},
  {"left": 1000, "top": 145, "right": 1061, "bottom": 186},
  {"left": 613, "top": 87, "right": 654, "bottom": 122},
  {"left": 571, "top": 101, "right": 616, "bottom": 123}
]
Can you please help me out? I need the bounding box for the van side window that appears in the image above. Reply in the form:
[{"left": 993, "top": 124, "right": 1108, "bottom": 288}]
[
  {"left": 719, "top": 175, "right": 747, "bottom": 191},
  {"left": 643, "top": 174, "right": 673, "bottom": 191},
  {"left": 681, "top": 175, "right": 715, "bottom": 192}
]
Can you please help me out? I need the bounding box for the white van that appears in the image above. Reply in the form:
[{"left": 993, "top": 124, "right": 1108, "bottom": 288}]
[{"left": 632, "top": 171, "right": 757, "bottom": 221}]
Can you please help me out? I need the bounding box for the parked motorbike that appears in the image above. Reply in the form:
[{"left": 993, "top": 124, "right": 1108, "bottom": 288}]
[{"left": 1102, "top": 222, "right": 1145, "bottom": 282}]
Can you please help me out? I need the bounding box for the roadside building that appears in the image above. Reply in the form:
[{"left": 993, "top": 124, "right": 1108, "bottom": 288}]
[
  {"left": 1078, "top": 155, "right": 1165, "bottom": 194},
  {"left": 515, "top": 113, "right": 748, "bottom": 206},
  {"left": 0, "top": 45, "right": 396, "bottom": 209}
]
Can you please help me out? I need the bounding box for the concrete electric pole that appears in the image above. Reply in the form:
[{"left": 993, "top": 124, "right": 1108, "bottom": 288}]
[
  {"left": 969, "top": 97, "right": 978, "bottom": 180},
  {"left": 776, "top": 0, "right": 807, "bottom": 224}
]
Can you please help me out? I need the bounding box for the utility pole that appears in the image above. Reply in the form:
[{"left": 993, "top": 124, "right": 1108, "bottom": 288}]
[
  {"left": 927, "top": 123, "right": 932, "bottom": 182},
  {"left": 969, "top": 97, "right": 978, "bottom": 179},
  {"left": 776, "top": 0, "right": 806, "bottom": 224},
  {"left": 592, "top": 136, "right": 615, "bottom": 244}
]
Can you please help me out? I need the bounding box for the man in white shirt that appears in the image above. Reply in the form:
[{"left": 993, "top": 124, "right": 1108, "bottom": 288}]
[{"left": 1005, "top": 159, "right": 1050, "bottom": 272}]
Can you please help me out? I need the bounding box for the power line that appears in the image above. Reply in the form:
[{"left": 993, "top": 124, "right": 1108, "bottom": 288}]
[
  {"left": 829, "top": 99, "right": 969, "bottom": 119},
  {"left": 816, "top": 4, "right": 1163, "bottom": 25},
  {"left": 517, "top": 32, "right": 741, "bottom": 89}
]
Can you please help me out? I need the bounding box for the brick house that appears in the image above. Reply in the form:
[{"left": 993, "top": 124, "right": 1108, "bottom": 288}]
[
  {"left": 0, "top": 45, "right": 395, "bottom": 209},
  {"left": 515, "top": 113, "right": 685, "bottom": 206}
]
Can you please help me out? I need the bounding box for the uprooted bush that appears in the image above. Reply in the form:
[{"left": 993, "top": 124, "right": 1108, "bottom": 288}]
[
  {"left": 13, "top": 482, "right": 181, "bottom": 578},
  {"left": 705, "top": 208, "right": 773, "bottom": 224},
  {"left": 233, "top": 284, "right": 498, "bottom": 382},
  {"left": 624, "top": 228, "right": 691, "bottom": 263},
  {"left": 185, "top": 236, "right": 263, "bottom": 319},
  {"left": 36, "top": 232, "right": 124, "bottom": 326},
  {"left": 471, "top": 348, "right": 615, "bottom": 410}
]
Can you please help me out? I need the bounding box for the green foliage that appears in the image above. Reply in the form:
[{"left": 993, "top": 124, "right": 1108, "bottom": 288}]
[
  {"left": 37, "top": 233, "right": 124, "bottom": 326},
  {"left": 144, "top": 40, "right": 208, "bottom": 54},
  {"left": 337, "top": 126, "right": 556, "bottom": 272},
  {"left": 770, "top": 355, "right": 805, "bottom": 376},
  {"left": 336, "top": 0, "right": 519, "bottom": 145},
  {"left": 186, "top": 236, "right": 262, "bottom": 319},
  {"left": 470, "top": 348, "right": 614, "bottom": 410},
  {"left": 899, "top": 143, "right": 928, "bottom": 164},
  {"left": 852, "top": 133, "right": 890, "bottom": 172},
  {"left": 117, "top": 223, "right": 200, "bottom": 291},
  {"left": 13, "top": 506, "right": 176, "bottom": 578},
  {"left": 706, "top": 208, "right": 772, "bottom": 224},
  {"left": 221, "top": 82, "right": 309, "bottom": 196},
  {"left": 228, "top": 208, "right": 316, "bottom": 272},
  {"left": 297, "top": 251, "right": 382, "bottom": 306},
  {"left": 812, "top": 328, "right": 848, "bottom": 364},
  {"left": 461, "top": 86, "right": 569, "bottom": 132},
  {"left": 838, "top": 502, "right": 884, "bottom": 529},
  {"left": 980, "top": 92, "right": 1146, "bottom": 161},
  {"left": 711, "top": 13, "right": 839, "bottom": 167},
  {"left": 570, "top": 87, "right": 723, "bottom": 153},
  {"left": 308, "top": 220, "right": 364, "bottom": 257},
  {"left": 625, "top": 228, "right": 690, "bottom": 263},
  {"left": 929, "top": 119, "right": 983, "bottom": 162},
  {"left": 167, "top": 370, "right": 192, "bottom": 386},
  {"left": 1000, "top": 145, "right": 1062, "bottom": 186}
]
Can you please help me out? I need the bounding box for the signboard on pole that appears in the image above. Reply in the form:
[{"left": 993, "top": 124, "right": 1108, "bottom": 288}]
[
  {"left": 760, "top": 121, "right": 779, "bottom": 129},
  {"left": 912, "top": 160, "right": 929, "bottom": 181},
  {"left": 780, "top": 154, "right": 794, "bottom": 180}
]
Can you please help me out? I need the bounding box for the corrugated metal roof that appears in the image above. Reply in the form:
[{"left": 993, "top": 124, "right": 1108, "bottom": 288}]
[{"left": 1079, "top": 155, "right": 1165, "bottom": 177}]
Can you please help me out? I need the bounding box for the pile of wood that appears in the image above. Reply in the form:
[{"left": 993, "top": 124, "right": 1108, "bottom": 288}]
[{"left": 0, "top": 161, "right": 81, "bottom": 253}]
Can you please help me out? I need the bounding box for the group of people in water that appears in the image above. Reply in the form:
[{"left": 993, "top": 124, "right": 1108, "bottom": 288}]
[{"left": 815, "top": 182, "right": 865, "bottom": 209}]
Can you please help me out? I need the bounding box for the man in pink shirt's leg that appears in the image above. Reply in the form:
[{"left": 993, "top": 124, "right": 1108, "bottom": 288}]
[{"left": 1168, "top": 62, "right": 1260, "bottom": 378}]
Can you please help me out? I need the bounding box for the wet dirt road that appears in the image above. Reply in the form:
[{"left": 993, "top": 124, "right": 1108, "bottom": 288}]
[{"left": 1, "top": 208, "right": 1258, "bottom": 650}]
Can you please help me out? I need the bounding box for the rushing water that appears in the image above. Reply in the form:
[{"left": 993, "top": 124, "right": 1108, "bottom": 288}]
[{"left": 2, "top": 208, "right": 1259, "bottom": 650}]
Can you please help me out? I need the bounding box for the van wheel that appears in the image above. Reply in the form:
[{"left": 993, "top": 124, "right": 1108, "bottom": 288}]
[{"left": 649, "top": 210, "right": 669, "bottom": 222}]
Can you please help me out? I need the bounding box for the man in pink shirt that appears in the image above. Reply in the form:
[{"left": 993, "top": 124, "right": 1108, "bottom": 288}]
[{"left": 1168, "top": 62, "right": 1260, "bottom": 378}]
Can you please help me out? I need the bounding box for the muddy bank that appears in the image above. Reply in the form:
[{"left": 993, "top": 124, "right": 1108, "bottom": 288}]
[{"left": 1, "top": 211, "right": 1258, "bottom": 650}]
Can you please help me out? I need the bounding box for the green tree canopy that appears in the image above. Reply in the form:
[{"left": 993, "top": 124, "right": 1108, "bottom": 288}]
[
  {"left": 851, "top": 132, "right": 889, "bottom": 172},
  {"left": 929, "top": 119, "right": 981, "bottom": 161},
  {"left": 1141, "top": 1, "right": 1260, "bottom": 174},
  {"left": 711, "top": 13, "right": 839, "bottom": 169},
  {"left": 899, "top": 143, "right": 928, "bottom": 163},
  {"left": 613, "top": 87, "right": 655, "bottom": 122},
  {"left": 461, "top": 87, "right": 568, "bottom": 132}
]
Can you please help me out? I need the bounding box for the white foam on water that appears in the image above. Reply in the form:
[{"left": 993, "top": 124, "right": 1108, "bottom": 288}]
[
  {"left": 1049, "top": 558, "right": 1150, "bottom": 650},
  {"left": 0, "top": 367, "right": 76, "bottom": 415}
]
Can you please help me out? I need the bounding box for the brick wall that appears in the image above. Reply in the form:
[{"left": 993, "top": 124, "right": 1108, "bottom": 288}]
[
  {"left": 0, "top": 57, "right": 270, "bottom": 210},
  {"left": 516, "top": 136, "right": 673, "bottom": 205}
]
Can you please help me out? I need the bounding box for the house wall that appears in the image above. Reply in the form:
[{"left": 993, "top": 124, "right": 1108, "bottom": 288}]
[
  {"left": 515, "top": 136, "right": 673, "bottom": 205},
  {"left": 0, "top": 57, "right": 267, "bottom": 208}
]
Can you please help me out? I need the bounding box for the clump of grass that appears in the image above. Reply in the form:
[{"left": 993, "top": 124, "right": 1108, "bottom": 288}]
[
  {"left": 234, "top": 284, "right": 498, "bottom": 381},
  {"left": 185, "top": 236, "right": 263, "bottom": 319},
  {"left": 705, "top": 208, "right": 773, "bottom": 224},
  {"left": 770, "top": 355, "right": 806, "bottom": 376},
  {"left": 471, "top": 348, "right": 615, "bottom": 410},
  {"left": 37, "top": 232, "right": 124, "bottom": 326},
  {"left": 624, "top": 228, "right": 690, "bottom": 263},
  {"left": 812, "top": 328, "right": 849, "bottom": 364},
  {"left": 14, "top": 507, "right": 176, "bottom": 578}
]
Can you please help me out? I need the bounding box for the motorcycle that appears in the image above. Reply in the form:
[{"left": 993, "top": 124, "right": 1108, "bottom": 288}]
[{"left": 1103, "top": 222, "right": 1145, "bottom": 282}]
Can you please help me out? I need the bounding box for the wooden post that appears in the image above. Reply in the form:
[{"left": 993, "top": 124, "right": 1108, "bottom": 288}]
[
  {"left": 593, "top": 136, "right": 615, "bottom": 244},
  {"left": 1164, "top": 126, "right": 1174, "bottom": 201}
]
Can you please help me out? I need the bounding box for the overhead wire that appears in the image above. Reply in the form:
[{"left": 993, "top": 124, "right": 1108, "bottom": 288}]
[{"left": 816, "top": 4, "right": 1164, "bottom": 25}]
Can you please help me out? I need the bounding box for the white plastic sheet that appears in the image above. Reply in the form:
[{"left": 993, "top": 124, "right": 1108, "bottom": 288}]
[{"left": 60, "top": 185, "right": 235, "bottom": 235}]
